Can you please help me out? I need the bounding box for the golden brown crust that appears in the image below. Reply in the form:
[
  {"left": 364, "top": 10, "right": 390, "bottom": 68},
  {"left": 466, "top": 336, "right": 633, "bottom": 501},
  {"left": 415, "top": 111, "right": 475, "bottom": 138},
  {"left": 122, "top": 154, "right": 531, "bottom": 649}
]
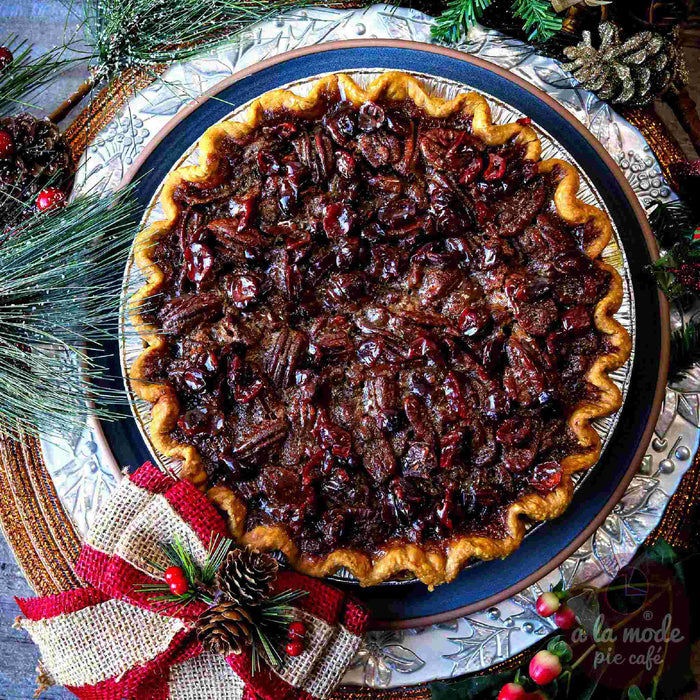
[{"left": 130, "top": 71, "right": 631, "bottom": 588}]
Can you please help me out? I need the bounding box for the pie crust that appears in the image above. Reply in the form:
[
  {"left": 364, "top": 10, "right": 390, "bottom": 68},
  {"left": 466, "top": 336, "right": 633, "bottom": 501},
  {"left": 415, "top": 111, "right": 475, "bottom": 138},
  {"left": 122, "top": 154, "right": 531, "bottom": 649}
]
[{"left": 130, "top": 72, "right": 631, "bottom": 588}]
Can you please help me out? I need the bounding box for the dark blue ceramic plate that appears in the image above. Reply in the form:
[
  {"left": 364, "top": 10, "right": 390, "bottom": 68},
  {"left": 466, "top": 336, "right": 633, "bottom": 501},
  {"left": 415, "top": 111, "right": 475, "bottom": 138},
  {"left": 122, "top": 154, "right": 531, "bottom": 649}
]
[{"left": 94, "top": 41, "right": 667, "bottom": 627}]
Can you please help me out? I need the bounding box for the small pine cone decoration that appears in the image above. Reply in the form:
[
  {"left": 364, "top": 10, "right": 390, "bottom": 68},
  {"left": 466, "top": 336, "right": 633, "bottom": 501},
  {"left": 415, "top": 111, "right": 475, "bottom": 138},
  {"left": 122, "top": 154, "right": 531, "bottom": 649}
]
[
  {"left": 217, "top": 548, "right": 278, "bottom": 606},
  {"left": 562, "top": 22, "right": 688, "bottom": 107},
  {"left": 196, "top": 602, "right": 254, "bottom": 656},
  {"left": 0, "top": 113, "right": 71, "bottom": 227}
]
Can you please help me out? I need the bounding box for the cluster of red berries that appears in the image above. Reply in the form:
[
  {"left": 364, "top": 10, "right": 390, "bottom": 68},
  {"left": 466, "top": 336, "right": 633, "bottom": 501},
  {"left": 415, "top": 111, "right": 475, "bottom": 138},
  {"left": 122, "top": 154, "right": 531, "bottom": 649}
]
[
  {"left": 164, "top": 565, "right": 189, "bottom": 596},
  {"left": 285, "top": 620, "right": 307, "bottom": 657},
  {"left": 535, "top": 591, "right": 577, "bottom": 630},
  {"left": 496, "top": 588, "right": 579, "bottom": 698}
]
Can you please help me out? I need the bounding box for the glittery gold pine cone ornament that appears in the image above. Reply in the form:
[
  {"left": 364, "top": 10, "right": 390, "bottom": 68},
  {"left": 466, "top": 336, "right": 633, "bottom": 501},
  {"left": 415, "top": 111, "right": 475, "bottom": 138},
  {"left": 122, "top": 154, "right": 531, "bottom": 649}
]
[
  {"left": 196, "top": 602, "right": 254, "bottom": 656},
  {"left": 561, "top": 22, "right": 688, "bottom": 107},
  {"left": 216, "top": 548, "right": 279, "bottom": 606}
]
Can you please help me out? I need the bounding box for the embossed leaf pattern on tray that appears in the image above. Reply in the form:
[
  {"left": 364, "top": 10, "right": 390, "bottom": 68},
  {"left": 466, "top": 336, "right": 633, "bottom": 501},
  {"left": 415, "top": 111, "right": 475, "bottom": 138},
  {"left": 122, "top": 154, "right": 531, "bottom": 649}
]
[
  {"left": 49, "top": 3, "right": 697, "bottom": 688},
  {"left": 352, "top": 632, "right": 425, "bottom": 687}
]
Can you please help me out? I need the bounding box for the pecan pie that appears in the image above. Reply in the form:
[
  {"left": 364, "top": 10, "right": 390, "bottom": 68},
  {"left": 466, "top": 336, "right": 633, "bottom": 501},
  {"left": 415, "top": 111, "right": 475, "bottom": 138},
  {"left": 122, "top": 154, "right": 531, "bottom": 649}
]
[{"left": 131, "top": 72, "right": 631, "bottom": 588}]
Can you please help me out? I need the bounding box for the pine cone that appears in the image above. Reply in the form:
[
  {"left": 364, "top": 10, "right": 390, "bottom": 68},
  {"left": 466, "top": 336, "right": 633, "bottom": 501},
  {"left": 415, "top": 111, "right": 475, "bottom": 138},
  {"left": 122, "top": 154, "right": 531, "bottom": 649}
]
[
  {"left": 216, "top": 548, "right": 278, "bottom": 606},
  {"left": 561, "top": 22, "right": 688, "bottom": 107},
  {"left": 196, "top": 602, "right": 254, "bottom": 656},
  {"left": 0, "top": 113, "right": 71, "bottom": 227}
]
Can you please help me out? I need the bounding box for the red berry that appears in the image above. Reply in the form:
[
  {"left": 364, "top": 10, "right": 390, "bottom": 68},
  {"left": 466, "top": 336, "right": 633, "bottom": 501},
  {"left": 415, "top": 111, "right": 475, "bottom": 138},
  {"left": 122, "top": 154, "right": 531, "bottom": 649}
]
[
  {"left": 0, "top": 130, "right": 14, "bottom": 158},
  {"left": 0, "top": 47, "right": 13, "bottom": 71},
  {"left": 497, "top": 682, "right": 527, "bottom": 700},
  {"left": 554, "top": 605, "right": 577, "bottom": 630},
  {"left": 285, "top": 640, "right": 304, "bottom": 657},
  {"left": 165, "top": 566, "right": 188, "bottom": 595},
  {"left": 535, "top": 591, "right": 561, "bottom": 618},
  {"left": 169, "top": 578, "right": 189, "bottom": 596},
  {"left": 36, "top": 187, "right": 66, "bottom": 212},
  {"left": 288, "top": 620, "right": 307, "bottom": 639},
  {"left": 529, "top": 650, "right": 562, "bottom": 686},
  {"left": 164, "top": 565, "right": 186, "bottom": 584}
]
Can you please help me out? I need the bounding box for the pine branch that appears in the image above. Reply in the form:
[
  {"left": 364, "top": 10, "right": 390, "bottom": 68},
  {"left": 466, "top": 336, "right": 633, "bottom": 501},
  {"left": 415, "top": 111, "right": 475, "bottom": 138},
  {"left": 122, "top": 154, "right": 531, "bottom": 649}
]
[
  {"left": 0, "top": 35, "right": 76, "bottom": 118},
  {"left": 431, "top": 0, "right": 493, "bottom": 43},
  {"left": 648, "top": 198, "right": 697, "bottom": 249},
  {"left": 0, "top": 185, "right": 141, "bottom": 437},
  {"left": 512, "top": 0, "right": 562, "bottom": 43},
  {"left": 669, "top": 320, "right": 700, "bottom": 384},
  {"left": 79, "top": 0, "right": 311, "bottom": 85}
]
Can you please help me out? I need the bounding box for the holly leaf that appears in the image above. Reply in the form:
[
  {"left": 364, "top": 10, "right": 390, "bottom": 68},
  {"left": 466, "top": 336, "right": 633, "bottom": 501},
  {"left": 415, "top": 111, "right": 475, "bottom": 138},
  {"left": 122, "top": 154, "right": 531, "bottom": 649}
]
[{"left": 431, "top": 671, "right": 512, "bottom": 699}]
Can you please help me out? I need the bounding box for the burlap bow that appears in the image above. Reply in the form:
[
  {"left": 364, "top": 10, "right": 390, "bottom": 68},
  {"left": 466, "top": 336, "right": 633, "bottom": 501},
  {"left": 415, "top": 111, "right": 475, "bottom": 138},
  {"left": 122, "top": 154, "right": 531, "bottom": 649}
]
[{"left": 15, "top": 462, "right": 369, "bottom": 699}]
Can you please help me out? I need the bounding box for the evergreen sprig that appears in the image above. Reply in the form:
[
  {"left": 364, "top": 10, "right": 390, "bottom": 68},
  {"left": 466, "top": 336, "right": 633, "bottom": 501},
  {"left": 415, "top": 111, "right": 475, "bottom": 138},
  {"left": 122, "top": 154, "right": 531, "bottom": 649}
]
[
  {"left": 0, "top": 185, "right": 141, "bottom": 437},
  {"left": 431, "top": 0, "right": 562, "bottom": 44},
  {"left": 78, "top": 0, "right": 308, "bottom": 85},
  {"left": 0, "top": 35, "right": 75, "bottom": 117},
  {"left": 512, "top": 0, "right": 562, "bottom": 43},
  {"left": 431, "top": 0, "right": 493, "bottom": 43},
  {"left": 669, "top": 320, "right": 700, "bottom": 384},
  {"left": 648, "top": 198, "right": 696, "bottom": 249},
  {"left": 140, "top": 533, "right": 234, "bottom": 608}
]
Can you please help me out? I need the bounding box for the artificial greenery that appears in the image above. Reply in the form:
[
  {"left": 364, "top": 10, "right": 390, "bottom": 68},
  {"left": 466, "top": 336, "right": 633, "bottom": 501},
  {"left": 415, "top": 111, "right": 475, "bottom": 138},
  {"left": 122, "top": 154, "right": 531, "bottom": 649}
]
[
  {"left": 78, "top": 0, "right": 307, "bottom": 84},
  {"left": 648, "top": 199, "right": 695, "bottom": 249},
  {"left": 139, "top": 534, "right": 235, "bottom": 608},
  {"left": 429, "top": 538, "right": 697, "bottom": 700},
  {"left": 431, "top": 0, "right": 562, "bottom": 44},
  {"left": 669, "top": 320, "right": 700, "bottom": 384},
  {"left": 138, "top": 534, "right": 307, "bottom": 674},
  {"left": 0, "top": 34, "right": 74, "bottom": 117},
  {"left": 0, "top": 185, "right": 141, "bottom": 437}
]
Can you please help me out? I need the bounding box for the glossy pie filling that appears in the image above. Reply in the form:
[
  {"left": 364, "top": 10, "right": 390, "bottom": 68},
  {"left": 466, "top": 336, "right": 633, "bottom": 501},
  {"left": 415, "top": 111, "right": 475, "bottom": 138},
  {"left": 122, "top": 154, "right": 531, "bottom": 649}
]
[{"left": 142, "top": 94, "right": 613, "bottom": 559}]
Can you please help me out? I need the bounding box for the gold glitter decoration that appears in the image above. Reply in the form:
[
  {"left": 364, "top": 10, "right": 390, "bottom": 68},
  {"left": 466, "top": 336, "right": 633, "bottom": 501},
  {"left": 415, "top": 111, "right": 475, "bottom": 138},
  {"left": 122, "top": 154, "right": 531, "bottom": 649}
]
[{"left": 562, "top": 22, "right": 688, "bottom": 107}]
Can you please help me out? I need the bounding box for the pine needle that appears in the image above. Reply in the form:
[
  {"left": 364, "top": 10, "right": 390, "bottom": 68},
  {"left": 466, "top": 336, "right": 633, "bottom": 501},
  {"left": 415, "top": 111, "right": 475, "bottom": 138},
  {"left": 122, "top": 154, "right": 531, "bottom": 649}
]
[
  {"left": 431, "top": 0, "right": 493, "bottom": 43},
  {"left": 0, "top": 184, "right": 143, "bottom": 437},
  {"left": 201, "top": 533, "right": 233, "bottom": 583},
  {"left": 512, "top": 0, "right": 562, "bottom": 43},
  {"left": 648, "top": 198, "right": 696, "bottom": 248},
  {"left": 79, "top": 0, "right": 312, "bottom": 85},
  {"left": 0, "top": 34, "right": 76, "bottom": 117}
]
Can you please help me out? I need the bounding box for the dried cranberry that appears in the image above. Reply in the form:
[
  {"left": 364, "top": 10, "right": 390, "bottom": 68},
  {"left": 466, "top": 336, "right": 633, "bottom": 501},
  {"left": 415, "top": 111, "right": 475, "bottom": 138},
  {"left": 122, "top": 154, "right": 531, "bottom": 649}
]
[
  {"left": 483, "top": 153, "right": 507, "bottom": 181},
  {"left": 561, "top": 306, "right": 590, "bottom": 333},
  {"left": 531, "top": 461, "right": 563, "bottom": 492},
  {"left": 357, "top": 340, "right": 383, "bottom": 367},
  {"left": 323, "top": 202, "right": 354, "bottom": 239},
  {"left": 313, "top": 410, "right": 352, "bottom": 458},
  {"left": 228, "top": 274, "right": 260, "bottom": 308},
  {"left": 323, "top": 111, "right": 356, "bottom": 144},
  {"left": 257, "top": 150, "right": 281, "bottom": 175},
  {"left": 184, "top": 242, "right": 214, "bottom": 287},
  {"left": 183, "top": 369, "right": 207, "bottom": 392},
  {"left": 177, "top": 407, "right": 224, "bottom": 437},
  {"left": 408, "top": 337, "right": 444, "bottom": 367},
  {"left": 377, "top": 199, "right": 416, "bottom": 228},
  {"left": 460, "top": 156, "right": 483, "bottom": 185},
  {"left": 496, "top": 417, "right": 532, "bottom": 446},
  {"left": 358, "top": 102, "right": 385, "bottom": 131},
  {"left": 444, "top": 371, "right": 468, "bottom": 419},
  {"left": 459, "top": 306, "right": 491, "bottom": 338},
  {"left": 335, "top": 151, "right": 357, "bottom": 178}
]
